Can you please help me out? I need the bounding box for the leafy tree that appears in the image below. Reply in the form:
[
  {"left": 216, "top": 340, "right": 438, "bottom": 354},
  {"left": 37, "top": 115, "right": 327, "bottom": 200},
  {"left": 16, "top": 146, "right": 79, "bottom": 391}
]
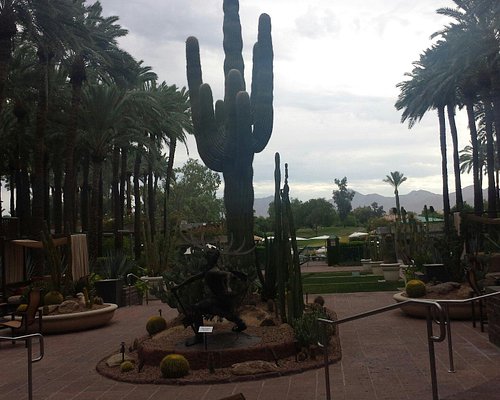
[
  {"left": 332, "top": 177, "right": 355, "bottom": 223},
  {"left": 353, "top": 202, "right": 385, "bottom": 225},
  {"left": 300, "top": 198, "right": 335, "bottom": 234},
  {"left": 169, "top": 159, "right": 223, "bottom": 223}
]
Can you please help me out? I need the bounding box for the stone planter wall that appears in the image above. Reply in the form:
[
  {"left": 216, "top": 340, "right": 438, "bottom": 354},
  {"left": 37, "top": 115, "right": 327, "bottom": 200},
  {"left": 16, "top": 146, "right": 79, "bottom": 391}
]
[{"left": 486, "top": 286, "right": 500, "bottom": 348}]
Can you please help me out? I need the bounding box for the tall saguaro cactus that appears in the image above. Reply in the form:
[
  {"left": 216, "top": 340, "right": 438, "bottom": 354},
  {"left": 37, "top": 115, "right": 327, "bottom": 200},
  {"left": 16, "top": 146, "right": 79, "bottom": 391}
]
[{"left": 186, "top": 0, "right": 274, "bottom": 262}]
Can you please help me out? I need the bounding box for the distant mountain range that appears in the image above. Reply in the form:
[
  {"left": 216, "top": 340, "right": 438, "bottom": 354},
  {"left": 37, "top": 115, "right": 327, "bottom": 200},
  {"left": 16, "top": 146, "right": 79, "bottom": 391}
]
[{"left": 253, "top": 185, "right": 485, "bottom": 217}]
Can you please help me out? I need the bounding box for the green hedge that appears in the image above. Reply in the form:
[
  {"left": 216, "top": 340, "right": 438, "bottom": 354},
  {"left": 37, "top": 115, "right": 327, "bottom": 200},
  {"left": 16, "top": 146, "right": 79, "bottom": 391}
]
[{"left": 327, "top": 242, "right": 364, "bottom": 265}]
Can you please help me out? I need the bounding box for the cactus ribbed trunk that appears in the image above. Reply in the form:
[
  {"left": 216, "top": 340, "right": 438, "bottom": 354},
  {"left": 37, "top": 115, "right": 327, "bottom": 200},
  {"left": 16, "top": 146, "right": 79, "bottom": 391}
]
[{"left": 186, "top": 0, "right": 273, "bottom": 271}]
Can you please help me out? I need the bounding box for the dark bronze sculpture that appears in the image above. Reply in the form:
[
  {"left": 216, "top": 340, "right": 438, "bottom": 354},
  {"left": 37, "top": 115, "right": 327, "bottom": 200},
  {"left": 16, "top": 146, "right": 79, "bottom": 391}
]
[{"left": 172, "top": 248, "right": 248, "bottom": 346}]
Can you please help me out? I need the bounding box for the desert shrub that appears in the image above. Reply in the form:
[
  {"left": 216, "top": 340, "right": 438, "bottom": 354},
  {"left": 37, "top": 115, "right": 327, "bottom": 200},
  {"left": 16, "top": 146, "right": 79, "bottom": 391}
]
[
  {"left": 293, "top": 308, "right": 334, "bottom": 348},
  {"left": 405, "top": 279, "right": 426, "bottom": 298},
  {"left": 44, "top": 290, "right": 64, "bottom": 305},
  {"left": 146, "top": 316, "right": 167, "bottom": 335},
  {"left": 120, "top": 361, "right": 134, "bottom": 372},
  {"left": 160, "top": 354, "right": 190, "bottom": 378}
]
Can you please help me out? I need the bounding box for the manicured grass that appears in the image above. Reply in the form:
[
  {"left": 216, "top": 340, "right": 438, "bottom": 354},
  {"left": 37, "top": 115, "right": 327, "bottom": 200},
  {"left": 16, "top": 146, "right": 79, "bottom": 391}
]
[
  {"left": 300, "top": 271, "right": 403, "bottom": 294},
  {"left": 303, "top": 280, "right": 402, "bottom": 294}
]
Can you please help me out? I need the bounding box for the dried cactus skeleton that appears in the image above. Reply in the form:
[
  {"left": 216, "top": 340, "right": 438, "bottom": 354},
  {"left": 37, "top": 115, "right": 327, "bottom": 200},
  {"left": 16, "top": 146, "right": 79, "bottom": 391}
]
[{"left": 186, "top": 0, "right": 274, "bottom": 267}]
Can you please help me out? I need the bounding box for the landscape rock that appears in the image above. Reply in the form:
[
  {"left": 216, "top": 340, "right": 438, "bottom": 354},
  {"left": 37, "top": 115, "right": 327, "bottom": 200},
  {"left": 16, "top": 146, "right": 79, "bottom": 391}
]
[
  {"left": 57, "top": 300, "right": 80, "bottom": 314},
  {"left": 231, "top": 360, "right": 279, "bottom": 375},
  {"left": 426, "top": 282, "right": 461, "bottom": 295},
  {"left": 106, "top": 353, "right": 135, "bottom": 367}
]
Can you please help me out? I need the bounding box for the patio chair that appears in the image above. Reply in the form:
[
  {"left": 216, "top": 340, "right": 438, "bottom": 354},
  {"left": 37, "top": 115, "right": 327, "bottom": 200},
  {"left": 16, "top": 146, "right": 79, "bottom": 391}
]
[{"left": 0, "top": 288, "right": 43, "bottom": 343}]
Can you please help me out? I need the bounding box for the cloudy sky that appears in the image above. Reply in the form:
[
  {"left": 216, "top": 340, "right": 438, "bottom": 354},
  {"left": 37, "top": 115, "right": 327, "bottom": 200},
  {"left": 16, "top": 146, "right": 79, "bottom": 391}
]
[{"left": 99, "top": 0, "right": 472, "bottom": 201}]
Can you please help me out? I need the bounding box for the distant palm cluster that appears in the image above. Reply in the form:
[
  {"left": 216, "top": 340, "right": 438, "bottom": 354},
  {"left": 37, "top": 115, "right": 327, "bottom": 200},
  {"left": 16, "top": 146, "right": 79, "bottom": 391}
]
[{"left": 395, "top": 0, "right": 499, "bottom": 223}]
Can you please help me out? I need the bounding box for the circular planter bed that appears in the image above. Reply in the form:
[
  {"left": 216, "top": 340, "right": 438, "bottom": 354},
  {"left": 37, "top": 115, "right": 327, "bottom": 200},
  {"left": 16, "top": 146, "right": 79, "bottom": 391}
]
[
  {"left": 40, "top": 303, "right": 118, "bottom": 334},
  {"left": 393, "top": 291, "right": 478, "bottom": 320}
]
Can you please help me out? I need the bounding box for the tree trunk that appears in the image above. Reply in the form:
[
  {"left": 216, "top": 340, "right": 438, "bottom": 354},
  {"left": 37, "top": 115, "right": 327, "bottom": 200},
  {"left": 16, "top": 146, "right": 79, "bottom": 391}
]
[
  {"left": 88, "top": 157, "right": 102, "bottom": 266},
  {"left": 133, "top": 149, "right": 142, "bottom": 260},
  {"left": 0, "top": 9, "right": 16, "bottom": 116},
  {"left": 98, "top": 170, "right": 104, "bottom": 258},
  {"left": 147, "top": 164, "right": 155, "bottom": 237},
  {"left": 117, "top": 146, "right": 128, "bottom": 249},
  {"left": 80, "top": 152, "right": 90, "bottom": 232},
  {"left": 64, "top": 56, "right": 85, "bottom": 234},
  {"left": 112, "top": 146, "right": 121, "bottom": 250},
  {"left": 464, "top": 97, "right": 483, "bottom": 215},
  {"left": 53, "top": 154, "right": 63, "bottom": 234},
  {"left": 447, "top": 104, "right": 463, "bottom": 211},
  {"left": 164, "top": 137, "right": 177, "bottom": 233},
  {"left": 437, "top": 106, "right": 451, "bottom": 233},
  {"left": 483, "top": 99, "right": 497, "bottom": 217},
  {"left": 32, "top": 49, "right": 51, "bottom": 238}
]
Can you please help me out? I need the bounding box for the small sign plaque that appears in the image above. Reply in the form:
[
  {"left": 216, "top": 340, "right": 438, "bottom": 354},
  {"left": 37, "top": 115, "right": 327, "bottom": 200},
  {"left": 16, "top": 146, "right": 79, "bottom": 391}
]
[{"left": 198, "top": 326, "right": 213, "bottom": 333}]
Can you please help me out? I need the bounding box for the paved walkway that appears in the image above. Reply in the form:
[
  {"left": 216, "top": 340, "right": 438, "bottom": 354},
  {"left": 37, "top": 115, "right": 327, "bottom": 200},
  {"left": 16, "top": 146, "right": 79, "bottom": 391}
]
[{"left": 1, "top": 289, "right": 500, "bottom": 400}]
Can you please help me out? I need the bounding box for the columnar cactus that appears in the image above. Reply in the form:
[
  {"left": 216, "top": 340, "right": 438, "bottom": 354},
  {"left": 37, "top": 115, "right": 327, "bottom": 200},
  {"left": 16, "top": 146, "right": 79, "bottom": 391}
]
[{"left": 186, "top": 0, "right": 273, "bottom": 261}]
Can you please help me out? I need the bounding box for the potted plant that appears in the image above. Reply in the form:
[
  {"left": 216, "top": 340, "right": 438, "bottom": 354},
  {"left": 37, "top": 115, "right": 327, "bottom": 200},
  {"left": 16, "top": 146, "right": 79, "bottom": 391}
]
[{"left": 94, "top": 251, "right": 134, "bottom": 307}]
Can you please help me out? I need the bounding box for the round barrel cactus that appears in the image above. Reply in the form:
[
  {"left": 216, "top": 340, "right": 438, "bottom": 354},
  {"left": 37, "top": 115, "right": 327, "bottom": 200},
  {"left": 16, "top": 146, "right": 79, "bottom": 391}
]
[
  {"left": 405, "top": 279, "right": 426, "bottom": 298},
  {"left": 160, "top": 354, "right": 190, "bottom": 378}
]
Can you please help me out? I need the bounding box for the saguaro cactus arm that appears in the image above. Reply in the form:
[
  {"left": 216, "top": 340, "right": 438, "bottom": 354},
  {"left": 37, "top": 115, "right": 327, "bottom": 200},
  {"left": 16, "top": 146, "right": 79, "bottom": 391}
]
[{"left": 251, "top": 13, "right": 274, "bottom": 153}]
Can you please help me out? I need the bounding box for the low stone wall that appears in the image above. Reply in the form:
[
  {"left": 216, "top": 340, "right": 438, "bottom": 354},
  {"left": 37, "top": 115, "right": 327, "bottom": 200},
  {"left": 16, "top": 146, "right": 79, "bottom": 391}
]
[{"left": 486, "top": 286, "right": 500, "bottom": 347}]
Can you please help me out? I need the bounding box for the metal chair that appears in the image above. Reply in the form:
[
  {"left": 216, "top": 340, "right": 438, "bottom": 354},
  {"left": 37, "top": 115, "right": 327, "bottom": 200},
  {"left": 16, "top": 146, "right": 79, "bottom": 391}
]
[{"left": 0, "top": 288, "right": 43, "bottom": 342}]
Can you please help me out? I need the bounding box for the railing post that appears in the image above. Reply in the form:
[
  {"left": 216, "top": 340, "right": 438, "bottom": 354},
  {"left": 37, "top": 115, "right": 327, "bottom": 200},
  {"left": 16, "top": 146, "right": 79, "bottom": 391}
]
[
  {"left": 426, "top": 308, "right": 440, "bottom": 400},
  {"left": 27, "top": 336, "right": 33, "bottom": 400},
  {"left": 444, "top": 304, "right": 455, "bottom": 373},
  {"left": 319, "top": 321, "right": 332, "bottom": 400}
]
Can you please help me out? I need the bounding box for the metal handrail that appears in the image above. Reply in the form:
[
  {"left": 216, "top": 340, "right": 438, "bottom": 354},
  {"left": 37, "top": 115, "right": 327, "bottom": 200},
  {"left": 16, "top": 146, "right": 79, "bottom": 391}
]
[
  {"left": 318, "top": 299, "right": 446, "bottom": 400},
  {"left": 0, "top": 333, "right": 44, "bottom": 400},
  {"left": 430, "top": 290, "right": 500, "bottom": 374}
]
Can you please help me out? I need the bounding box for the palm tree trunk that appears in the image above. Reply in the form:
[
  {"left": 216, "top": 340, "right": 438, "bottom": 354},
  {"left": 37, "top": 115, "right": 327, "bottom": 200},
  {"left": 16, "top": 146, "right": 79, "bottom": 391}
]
[
  {"left": 98, "top": 171, "right": 104, "bottom": 258},
  {"left": 483, "top": 99, "right": 497, "bottom": 217},
  {"left": 0, "top": 8, "right": 16, "bottom": 116},
  {"left": 117, "top": 146, "right": 128, "bottom": 248},
  {"left": 163, "top": 137, "right": 177, "bottom": 232},
  {"left": 81, "top": 152, "right": 90, "bottom": 232},
  {"left": 88, "top": 157, "right": 102, "bottom": 266},
  {"left": 147, "top": 164, "right": 155, "bottom": 237},
  {"left": 446, "top": 104, "right": 463, "bottom": 211},
  {"left": 437, "top": 106, "right": 451, "bottom": 233},
  {"left": 53, "top": 154, "right": 63, "bottom": 234},
  {"left": 32, "top": 49, "right": 51, "bottom": 238},
  {"left": 133, "top": 149, "right": 142, "bottom": 260},
  {"left": 64, "top": 56, "right": 85, "bottom": 234},
  {"left": 112, "top": 146, "right": 121, "bottom": 250},
  {"left": 464, "top": 96, "right": 483, "bottom": 215}
]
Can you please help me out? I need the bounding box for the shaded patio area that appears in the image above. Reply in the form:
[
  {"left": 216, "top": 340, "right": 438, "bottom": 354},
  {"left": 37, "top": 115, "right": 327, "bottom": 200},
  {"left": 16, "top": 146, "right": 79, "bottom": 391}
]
[{"left": 1, "top": 290, "right": 500, "bottom": 400}]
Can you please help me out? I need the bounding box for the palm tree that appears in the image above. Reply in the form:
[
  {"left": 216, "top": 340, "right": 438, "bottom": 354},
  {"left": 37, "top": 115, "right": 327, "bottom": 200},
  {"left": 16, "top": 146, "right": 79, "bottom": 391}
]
[
  {"left": 63, "top": 2, "right": 129, "bottom": 233},
  {"left": 395, "top": 44, "right": 452, "bottom": 231},
  {"left": 433, "top": 0, "right": 500, "bottom": 215},
  {"left": 383, "top": 171, "right": 407, "bottom": 220},
  {"left": 80, "top": 83, "right": 144, "bottom": 265}
]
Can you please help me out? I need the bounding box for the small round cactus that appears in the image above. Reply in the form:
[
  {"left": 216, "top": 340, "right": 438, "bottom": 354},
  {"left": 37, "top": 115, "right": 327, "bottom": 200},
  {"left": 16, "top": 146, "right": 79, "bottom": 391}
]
[
  {"left": 405, "top": 279, "right": 426, "bottom": 298},
  {"left": 146, "top": 315, "right": 167, "bottom": 335},
  {"left": 120, "top": 361, "right": 135, "bottom": 373},
  {"left": 160, "top": 354, "right": 190, "bottom": 378},
  {"left": 44, "top": 290, "right": 64, "bottom": 306}
]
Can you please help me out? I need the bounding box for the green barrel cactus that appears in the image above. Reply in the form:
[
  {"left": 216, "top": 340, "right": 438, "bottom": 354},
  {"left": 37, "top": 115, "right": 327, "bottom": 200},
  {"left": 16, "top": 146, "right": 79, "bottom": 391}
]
[
  {"left": 146, "top": 315, "right": 167, "bottom": 335},
  {"left": 44, "top": 290, "right": 64, "bottom": 306},
  {"left": 160, "top": 354, "right": 190, "bottom": 378},
  {"left": 405, "top": 279, "right": 426, "bottom": 298},
  {"left": 186, "top": 0, "right": 274, "bottom": 260},
  {"left": 120, "top": 360, "right": 134, "bottom": 373}
]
